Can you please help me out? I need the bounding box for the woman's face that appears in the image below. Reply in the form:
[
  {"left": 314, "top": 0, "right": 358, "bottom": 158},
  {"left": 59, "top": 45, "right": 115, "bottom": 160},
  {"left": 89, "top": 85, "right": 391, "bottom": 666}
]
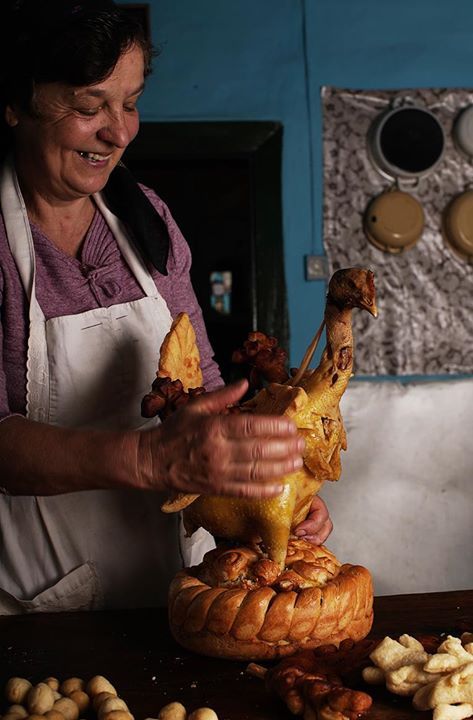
[{"left": 9, "top": 44, "right": 145, "bottom": 202}]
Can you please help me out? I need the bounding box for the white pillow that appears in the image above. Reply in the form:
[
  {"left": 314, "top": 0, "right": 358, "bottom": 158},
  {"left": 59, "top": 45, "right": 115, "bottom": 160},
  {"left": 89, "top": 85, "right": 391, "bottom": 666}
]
[{"left": 320, "top": 379, "right": 473, "bottom": 595}]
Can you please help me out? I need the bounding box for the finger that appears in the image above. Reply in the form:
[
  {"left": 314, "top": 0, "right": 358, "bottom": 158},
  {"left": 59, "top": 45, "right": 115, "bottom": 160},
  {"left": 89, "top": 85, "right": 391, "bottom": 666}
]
[
  {"left": 308, "top": 494, "right": 329, "bottom": 518},
  {"left": 307, "top": 495, "right": 329, "bottom": 524},
  {"left": 217, "top": 412, "right": 300, "bottom": 439},
  {"left": 294, "top": 497, "right": 330, "bottom": 535},
  {"left": 191, "top": 379, "right": 249, "bottom": 414},
  {"left": 249, "top": 454, "right": 304, "bottom": 480},
  {"left": 226, "top": 435, "right": 306, "bottom": 463},
  {"left": 206, "top": 480, "right": 285, "bottom": 500},
  {"left": 190, "top": 450, "right": 303, "bottom": 495},
  {"left": 300, "top": 518, "right": 334, "bottom": 546}
]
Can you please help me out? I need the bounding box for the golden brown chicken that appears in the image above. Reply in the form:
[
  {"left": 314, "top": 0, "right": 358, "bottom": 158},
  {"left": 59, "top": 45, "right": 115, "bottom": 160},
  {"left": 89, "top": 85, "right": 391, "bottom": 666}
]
[
  {"left": 179, "top": 267, "right": 377, "bottom": 570},
  {"left": 147, "top": 268, "right": 377, "bottom": 661}
]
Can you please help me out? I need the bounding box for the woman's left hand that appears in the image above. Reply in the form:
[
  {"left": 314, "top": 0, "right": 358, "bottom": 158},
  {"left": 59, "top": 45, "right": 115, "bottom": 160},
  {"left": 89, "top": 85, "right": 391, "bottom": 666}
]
[{"left": 294, "top": 495, "right": 333, "bottom": 545}]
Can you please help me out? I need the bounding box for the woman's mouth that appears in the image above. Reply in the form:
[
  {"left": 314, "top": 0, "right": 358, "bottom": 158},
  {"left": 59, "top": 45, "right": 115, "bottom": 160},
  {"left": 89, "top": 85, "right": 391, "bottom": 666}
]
[{"left": 77, "top": 151, "right": 111, "bottom": 163}]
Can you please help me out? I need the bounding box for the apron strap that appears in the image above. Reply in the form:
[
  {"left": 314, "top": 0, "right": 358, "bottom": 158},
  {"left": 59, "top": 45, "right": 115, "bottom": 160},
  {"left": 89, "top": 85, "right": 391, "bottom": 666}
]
[
  {"left": 101, "top": 163, "right": 169, "bottom": 275},
  {"left": 0, "top": 156, "right": 44, "bottom": 322},
  {"left": 94, "top": 192, "right": 160, "bottom": 299}
]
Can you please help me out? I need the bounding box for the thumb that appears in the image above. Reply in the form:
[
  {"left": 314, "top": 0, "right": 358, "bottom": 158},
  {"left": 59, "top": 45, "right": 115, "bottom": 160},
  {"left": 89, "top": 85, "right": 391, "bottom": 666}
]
[{"left": 193, "top": 379, "right": 249, "bottom": 414}]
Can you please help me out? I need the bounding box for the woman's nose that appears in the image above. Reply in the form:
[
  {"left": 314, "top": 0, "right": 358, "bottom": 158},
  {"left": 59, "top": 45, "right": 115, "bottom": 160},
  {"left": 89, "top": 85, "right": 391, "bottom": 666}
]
[{"left": 97, "top": 111, "right": 132, "bottom": 148}]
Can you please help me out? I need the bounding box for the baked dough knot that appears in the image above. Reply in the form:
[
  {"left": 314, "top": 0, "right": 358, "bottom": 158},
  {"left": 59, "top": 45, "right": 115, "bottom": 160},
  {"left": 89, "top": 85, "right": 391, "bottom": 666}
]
[{"left": 168, "top": 538, "right": 374, "bottom": 661}]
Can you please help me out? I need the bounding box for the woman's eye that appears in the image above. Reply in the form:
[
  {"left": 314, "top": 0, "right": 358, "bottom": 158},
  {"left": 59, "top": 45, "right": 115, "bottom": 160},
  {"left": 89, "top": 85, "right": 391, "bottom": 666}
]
[{"left": 77, "top": 107, "right": 101, "bottom": 116}]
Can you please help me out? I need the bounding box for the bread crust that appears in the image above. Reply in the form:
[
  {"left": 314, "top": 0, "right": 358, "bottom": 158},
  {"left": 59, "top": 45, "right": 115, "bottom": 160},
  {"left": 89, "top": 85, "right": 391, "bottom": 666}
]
[{"left": 168, "top": 539, "right": 374, "bottom": 661}]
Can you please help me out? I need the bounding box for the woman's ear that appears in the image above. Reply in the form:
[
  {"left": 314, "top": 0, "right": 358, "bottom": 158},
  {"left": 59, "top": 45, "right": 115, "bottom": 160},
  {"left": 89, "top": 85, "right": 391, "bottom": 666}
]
[{"left": 5, "top": 105, "right": 19, "bottom": 127}]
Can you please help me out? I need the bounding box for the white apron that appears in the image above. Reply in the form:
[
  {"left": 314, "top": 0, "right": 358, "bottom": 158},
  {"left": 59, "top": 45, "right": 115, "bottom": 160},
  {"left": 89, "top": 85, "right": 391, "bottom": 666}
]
[{"left": 0, "top": 158, "right": 214, "bottom": 614}]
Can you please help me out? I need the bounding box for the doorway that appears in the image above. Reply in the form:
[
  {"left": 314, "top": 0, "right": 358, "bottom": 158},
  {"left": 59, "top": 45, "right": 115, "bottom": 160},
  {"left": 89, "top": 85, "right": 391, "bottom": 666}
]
[{"left": 123, "top": 121, "right": 288, "bottom": 383}]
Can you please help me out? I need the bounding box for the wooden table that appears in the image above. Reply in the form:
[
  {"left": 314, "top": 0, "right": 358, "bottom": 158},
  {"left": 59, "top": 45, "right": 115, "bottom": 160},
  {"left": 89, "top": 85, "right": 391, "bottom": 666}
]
[{"left": 0, "top": 590, "right": 471, "bottom": 720}]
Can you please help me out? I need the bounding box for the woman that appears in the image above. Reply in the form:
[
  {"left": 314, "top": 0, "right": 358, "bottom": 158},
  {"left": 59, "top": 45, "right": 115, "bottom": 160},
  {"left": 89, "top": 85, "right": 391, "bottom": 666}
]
[{"left": 0, "top": 0, "right": 332, "bottom": 612}]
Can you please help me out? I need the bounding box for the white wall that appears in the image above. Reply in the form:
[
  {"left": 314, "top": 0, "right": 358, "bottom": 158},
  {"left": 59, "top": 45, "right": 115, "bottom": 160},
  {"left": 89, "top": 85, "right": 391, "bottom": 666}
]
[{"left": 321, "top": 379, "right": 473, "bottom": 595}]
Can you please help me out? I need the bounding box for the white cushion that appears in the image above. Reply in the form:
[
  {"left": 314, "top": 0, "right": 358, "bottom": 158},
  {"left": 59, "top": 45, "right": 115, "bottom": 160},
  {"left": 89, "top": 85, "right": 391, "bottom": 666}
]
[{"left": 320, "top": 379, "right": 473, "bottom": 596}]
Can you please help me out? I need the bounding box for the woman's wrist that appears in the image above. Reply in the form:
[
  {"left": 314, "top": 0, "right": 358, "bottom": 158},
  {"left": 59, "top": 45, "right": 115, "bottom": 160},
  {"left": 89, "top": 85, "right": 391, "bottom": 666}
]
[{"left": 134, "top": 424, "right": 165, "bottom": 492}]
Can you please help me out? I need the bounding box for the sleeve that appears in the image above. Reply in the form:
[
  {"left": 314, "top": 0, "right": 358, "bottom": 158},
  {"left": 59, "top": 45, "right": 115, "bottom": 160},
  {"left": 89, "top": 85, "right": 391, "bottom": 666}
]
[{"left": 142, "top": 186, "right": 224, "bottom": 392}]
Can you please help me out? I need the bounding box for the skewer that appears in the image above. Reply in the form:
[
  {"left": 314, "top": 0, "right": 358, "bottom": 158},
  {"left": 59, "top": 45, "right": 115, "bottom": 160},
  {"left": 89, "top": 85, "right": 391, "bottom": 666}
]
[{"left": 289, "top": 319, "right": 325, "bottom": 387}]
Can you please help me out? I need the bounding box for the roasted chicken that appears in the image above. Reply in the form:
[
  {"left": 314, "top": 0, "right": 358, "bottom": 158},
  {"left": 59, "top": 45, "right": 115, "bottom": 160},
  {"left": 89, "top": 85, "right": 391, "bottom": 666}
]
[{"left": 181, "top": 268, "right": 376, "bottom": 569}]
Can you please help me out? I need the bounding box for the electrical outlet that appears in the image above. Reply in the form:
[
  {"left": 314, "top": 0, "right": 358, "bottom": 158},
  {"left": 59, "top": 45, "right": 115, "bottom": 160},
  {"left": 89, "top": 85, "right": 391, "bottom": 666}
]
[{"left": 305, "top": 255, "right": 328, "bottom": 280}]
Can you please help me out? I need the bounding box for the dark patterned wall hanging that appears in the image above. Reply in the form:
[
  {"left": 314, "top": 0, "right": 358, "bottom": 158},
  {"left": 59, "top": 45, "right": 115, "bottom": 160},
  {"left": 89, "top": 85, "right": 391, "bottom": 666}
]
[{"left": 322, "top": 87, "right": 473, "bottom": 376}]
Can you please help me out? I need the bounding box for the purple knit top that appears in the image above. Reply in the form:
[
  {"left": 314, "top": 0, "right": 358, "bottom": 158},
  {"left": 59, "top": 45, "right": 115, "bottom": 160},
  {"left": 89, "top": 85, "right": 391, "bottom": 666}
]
[{"left": 0, "top": 185, "right": 222, "bottom": 420}]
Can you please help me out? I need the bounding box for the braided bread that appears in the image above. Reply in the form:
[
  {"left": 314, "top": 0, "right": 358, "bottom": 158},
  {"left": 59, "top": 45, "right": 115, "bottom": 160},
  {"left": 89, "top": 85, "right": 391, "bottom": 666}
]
[{"left": 168, "top": 538, "right": 373, "bottom": 661}]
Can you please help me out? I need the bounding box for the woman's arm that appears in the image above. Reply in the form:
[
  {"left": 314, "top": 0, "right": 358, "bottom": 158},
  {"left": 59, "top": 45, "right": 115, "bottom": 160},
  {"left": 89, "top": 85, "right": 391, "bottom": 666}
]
[
  {"left": 0, "top": 414, "right": 139, "bottom": 495},
  {"left": 0, "top": 381, "right": 305, "bottom": 498}
]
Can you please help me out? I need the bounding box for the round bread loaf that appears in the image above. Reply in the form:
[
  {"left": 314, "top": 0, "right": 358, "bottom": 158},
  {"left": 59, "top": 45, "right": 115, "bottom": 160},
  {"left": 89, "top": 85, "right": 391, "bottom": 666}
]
[{"left": 168, "top": 538, "right": 373, "bottom": 661}]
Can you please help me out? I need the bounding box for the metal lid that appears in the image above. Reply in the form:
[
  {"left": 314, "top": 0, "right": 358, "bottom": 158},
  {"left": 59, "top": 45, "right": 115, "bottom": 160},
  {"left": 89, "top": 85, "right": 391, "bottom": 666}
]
[
  {"left": 364, "top": 189, "right": 424, "bottom": 253},
  {"left": 368, "top": 104, "right": 445, "bottom": 182},
  {"left": 453, "top": 105, "right": 473, "bottom": 158},
  {"left": 443, "top": 189, "right": 473, "bottom": 261}
]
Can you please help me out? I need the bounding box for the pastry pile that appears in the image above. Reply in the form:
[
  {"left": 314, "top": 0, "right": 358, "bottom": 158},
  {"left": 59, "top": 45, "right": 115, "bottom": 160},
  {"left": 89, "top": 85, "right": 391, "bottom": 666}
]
[{"left": 363, "top": 632, "right": 473, "bottom": 720}]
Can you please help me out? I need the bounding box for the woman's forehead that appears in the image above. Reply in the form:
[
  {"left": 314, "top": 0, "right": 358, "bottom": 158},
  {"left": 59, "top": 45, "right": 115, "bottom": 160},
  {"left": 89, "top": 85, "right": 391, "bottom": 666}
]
[{"left": 57, "top": 45, "right": 145, "bottom": 97}]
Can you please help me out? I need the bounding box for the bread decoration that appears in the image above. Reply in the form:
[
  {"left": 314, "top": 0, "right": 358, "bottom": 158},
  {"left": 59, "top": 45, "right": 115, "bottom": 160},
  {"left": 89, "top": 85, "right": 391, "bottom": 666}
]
[
  {"left": 169, "top": 537, "right": 373, "bottom": 660},
  {"left": 362, "top": 632, "right": 473, "bottom": 720},
  {"left": 141, "top": 312, "right": 205, "bottom": 511},
  {"left": 247, "top": 637, "right": 376, "bottom": 717},
  {"left": 143, "top": 267, "right": 377, "bottom": 660},
  {"left": 141, "top": 312, "right": 205, "bottom": 419}
]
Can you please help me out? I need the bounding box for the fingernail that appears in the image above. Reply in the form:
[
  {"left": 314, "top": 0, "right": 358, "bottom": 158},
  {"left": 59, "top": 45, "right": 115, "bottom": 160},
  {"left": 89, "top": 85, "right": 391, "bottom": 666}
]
[
  {"left": 297, "top": 438, "right": 306, "bottom": 452},
  {"left": 295, "top": 529, "right": 306, "bottom": 537}
]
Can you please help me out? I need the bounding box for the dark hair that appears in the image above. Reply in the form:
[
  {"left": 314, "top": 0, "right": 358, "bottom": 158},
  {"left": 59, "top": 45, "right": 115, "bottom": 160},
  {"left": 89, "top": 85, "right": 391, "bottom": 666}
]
[{"left": 0, "top": 0, "right": 156, "bottom": 159}]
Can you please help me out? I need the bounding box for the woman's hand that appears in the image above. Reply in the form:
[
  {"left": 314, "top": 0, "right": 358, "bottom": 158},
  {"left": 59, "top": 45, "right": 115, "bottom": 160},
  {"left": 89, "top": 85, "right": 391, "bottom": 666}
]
[
  {"left": 294, "top": 495, "right": 333, "bottom": 545},
  {"left": 138, "top": 379, "right": 306, "bottom": 499}
]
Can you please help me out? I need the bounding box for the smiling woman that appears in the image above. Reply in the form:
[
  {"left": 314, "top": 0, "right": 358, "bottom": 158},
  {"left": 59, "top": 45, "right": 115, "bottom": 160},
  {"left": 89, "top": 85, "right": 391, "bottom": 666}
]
[
  {"left": 0, "top": 1, "right": 153, "bottom": 153},
  {"left": 8, "top": 46, "right": 145, "bottom": 254},
  {"left": 0, "top": 0, "right": 325, "bottom": 615},
  {"left": 0, "top": 0, "right": 163, "bottom": 261}
]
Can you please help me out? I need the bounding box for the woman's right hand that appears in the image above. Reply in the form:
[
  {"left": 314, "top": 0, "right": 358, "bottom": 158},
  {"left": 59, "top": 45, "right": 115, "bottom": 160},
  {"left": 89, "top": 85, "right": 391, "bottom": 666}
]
[{"left": 137, "top": 379, "right": 305, "bottom": 499}]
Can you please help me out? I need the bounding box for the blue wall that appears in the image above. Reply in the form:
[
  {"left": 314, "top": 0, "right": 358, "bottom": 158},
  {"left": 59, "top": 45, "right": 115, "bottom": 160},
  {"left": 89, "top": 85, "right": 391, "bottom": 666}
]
[{"left": 125, "top": 0, "right": 473, "bottom": 371}]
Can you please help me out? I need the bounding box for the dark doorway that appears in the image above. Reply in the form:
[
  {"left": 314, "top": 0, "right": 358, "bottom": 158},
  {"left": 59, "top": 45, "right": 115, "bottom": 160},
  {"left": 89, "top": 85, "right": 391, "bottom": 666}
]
[{"left": 123, "top": 121, "right": 288, "bottom": 383}]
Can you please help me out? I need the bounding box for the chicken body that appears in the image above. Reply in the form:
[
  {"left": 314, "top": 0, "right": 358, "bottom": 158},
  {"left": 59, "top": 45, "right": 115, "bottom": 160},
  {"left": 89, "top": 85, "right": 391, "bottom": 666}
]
[{"left": 183, "top": 268, "right": 377, "bottom": 570}]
